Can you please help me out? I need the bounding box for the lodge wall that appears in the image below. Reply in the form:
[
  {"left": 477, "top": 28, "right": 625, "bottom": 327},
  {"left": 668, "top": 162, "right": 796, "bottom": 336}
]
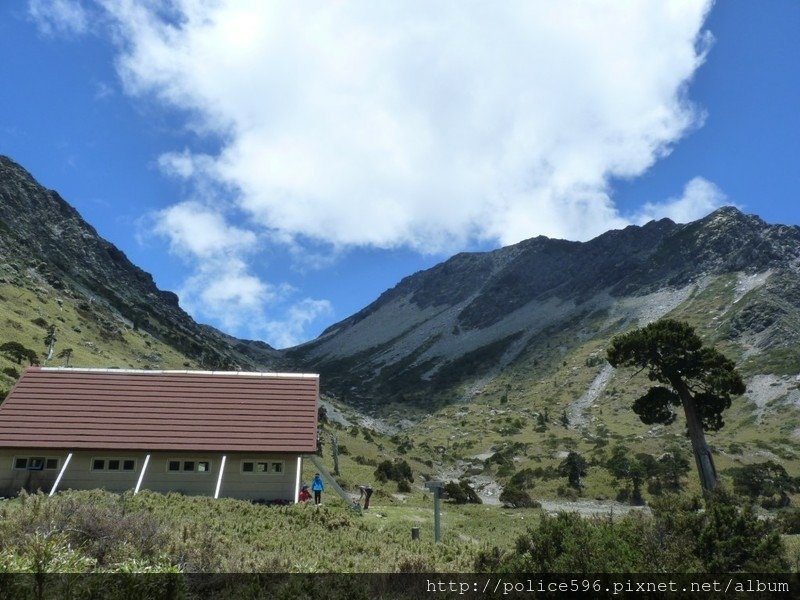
[{"left": 0, "top": 449, "right": 303, "bottom": 501}]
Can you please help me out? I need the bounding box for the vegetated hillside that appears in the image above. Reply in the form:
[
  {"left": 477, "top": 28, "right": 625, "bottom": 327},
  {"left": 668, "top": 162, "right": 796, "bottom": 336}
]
[
  {"left": 0, "top": 156, "right": 282, "bottom": 397},
  {"left": 3, "top": 154, "right": 800, "bottom": 506},
  {"left": 289, "top": 207, "right": 800, "bottom": 409},
  {"left": 288, "top": 207, "right": 800, "bottom": 503}
]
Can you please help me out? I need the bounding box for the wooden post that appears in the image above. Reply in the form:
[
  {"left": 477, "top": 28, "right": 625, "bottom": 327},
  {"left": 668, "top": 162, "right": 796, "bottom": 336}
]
[
  {"left": 434, "top": 488, "right": 441, "bottom": 543},
  {"left": 332, "top": 434, "right": 340, "bottom": 476},
  {"left": 424, "top": 480, "right": 445, "bottom": 543},
  {"left": 411, "top": 527, "right": 420, "bottom": 540}
]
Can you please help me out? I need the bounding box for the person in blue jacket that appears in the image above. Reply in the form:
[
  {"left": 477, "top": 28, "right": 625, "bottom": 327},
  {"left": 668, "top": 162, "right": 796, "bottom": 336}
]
[{"left": 311, "top": 473, "right": 325, "bottom": 505}]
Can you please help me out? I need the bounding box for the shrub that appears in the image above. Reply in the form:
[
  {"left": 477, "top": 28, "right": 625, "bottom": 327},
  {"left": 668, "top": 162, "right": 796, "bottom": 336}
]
[
  {"left": 499, "top": 487, "right": 539, "bottom": 509},
  {"left": 729, "top": 461, "right": 797, "bottom": 500},
  {"left": 374, "top": 460, "right": 413, "bottom": 484},
  {"left": 0, "top": 341, "right": 39, "bottom": 365},
  {"left": 0, "top": 491, "right": 170, "bottom": 570},
  {"left": 558, "top": 451, "right": 587, "bottom": 490},
  {"left": 443, "top": 480, "right": 482, "bottom": 504},
  {"left": 507, "top": 512, "right": 645, "bottom": 572},
  {"left": 696, "top": 491, "right": 788, "bottom": 572},
  {"left": 777, "top": 508, "right": 800, "bottom": 534},
  {"left": 2, "top": 367, "right": 19, "bottom": 379},
  {"left": 484, "top": 491, "right": 789, "bottom": 573},
  {"left": 649, "top": 490, "right": 788, "bottom": 572}
]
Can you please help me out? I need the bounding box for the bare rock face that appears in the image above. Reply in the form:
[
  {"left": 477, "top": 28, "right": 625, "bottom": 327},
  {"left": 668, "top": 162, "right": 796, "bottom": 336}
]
[
  {"left": 3, "top": 154, "right": 798, "bottom": 409},
  {"left": 288, "top": 204, "right": 800, "bottom": 409},
  {"left": 0, "top": 155, "right": 280, "bottom": 371}
]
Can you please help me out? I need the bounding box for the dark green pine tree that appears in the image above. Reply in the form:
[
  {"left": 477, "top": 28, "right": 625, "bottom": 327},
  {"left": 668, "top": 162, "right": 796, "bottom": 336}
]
[
  {"left": 607, "top": 319, "right": 745, "bottom": 493},
  {"left": 559, "top": 451, "right": 588, "bottom": 490}
]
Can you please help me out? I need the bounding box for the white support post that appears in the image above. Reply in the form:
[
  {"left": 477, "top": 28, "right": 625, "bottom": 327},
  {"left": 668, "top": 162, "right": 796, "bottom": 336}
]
[
  {"left": 134, "top": 454, "right": 151, "bottom": 495},
  {"left": 294, "top": 456, "right": 302, "bottom": 503},
  {"left": 49, "top": 453, "right": 73, "bottom": 497},
  {"left": 214, "top": 455, "right": 227, "bottom": 499}
]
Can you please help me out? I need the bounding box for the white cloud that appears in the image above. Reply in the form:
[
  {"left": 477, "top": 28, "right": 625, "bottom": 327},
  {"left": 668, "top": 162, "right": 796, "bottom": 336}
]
[
  {"left": 28, "top": 0, "right": 90, "bottom": 37},
  {"left": 177, "top": 258, "right": 274, "bottom": 329},
  {"left": 151, "top": 201, "right": 330, "bottom": 346},
  {"left": 265, "top": 299, "right": 334, "bottom": 349},
  {"left": 153, "top": 201, "right": 257, "bottom": 259},
  {"left": 632, "top": 177, "right": 728, "bottom": 224},
  {"left": 97, "top": 0, "right": 715, "bottom": 249}
]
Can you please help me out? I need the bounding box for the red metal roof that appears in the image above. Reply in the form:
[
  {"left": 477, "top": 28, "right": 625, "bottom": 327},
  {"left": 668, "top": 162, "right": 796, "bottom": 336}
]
[{"left": 0, "top": 368, "right": 318, "bottom": 452}]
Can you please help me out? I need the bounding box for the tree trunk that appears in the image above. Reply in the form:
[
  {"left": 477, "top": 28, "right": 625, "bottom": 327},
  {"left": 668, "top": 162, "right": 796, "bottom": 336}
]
[
  {"left": 331, "top": 434, "right": 340, "bottom": 476},
  {"left": 673, "top": 379, "right": 718, "bottom": 493}
]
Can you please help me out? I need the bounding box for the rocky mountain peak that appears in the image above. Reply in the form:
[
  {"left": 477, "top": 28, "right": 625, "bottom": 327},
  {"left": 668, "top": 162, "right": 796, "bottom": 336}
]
[
  {"left": 290, "top": 205, "right": 800, "bottom": 407},
  {"left": 0, "top": 156, "right": 280, "bottom": 371}
]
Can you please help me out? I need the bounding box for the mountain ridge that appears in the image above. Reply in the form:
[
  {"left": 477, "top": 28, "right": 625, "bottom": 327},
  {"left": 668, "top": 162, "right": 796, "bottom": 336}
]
[
  {"left": 2, "top": 154, "right": 800, "bottom": 422},
  {"left": 0, "top": 155, "right": 281, "bottom": 374},
  {"left": 288, "top": 205, "right": 800, "bottom": 410},
  {"left": 3, "top": 154, "right": 800, "bottom": 503}
]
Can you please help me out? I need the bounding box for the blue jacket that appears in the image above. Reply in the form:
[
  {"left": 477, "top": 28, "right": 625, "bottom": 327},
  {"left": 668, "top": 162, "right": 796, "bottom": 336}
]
[{"left": 311, "top": 475, "right": 324, "bottom": 491}]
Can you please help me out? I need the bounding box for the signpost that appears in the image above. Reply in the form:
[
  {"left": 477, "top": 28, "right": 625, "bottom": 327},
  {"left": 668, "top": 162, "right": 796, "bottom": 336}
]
[{"left": 424, "top": 480, "right": 445, "bottom": 543}]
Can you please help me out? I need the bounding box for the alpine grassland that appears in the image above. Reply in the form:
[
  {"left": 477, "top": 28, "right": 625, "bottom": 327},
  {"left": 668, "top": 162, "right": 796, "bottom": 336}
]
[{"left": 0, "top": 488, "right": 794, "bottom": 574}]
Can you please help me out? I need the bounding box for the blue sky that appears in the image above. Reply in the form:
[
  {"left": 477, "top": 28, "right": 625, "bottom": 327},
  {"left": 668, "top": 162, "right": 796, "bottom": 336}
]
[{"left": 1, "top": 1, "right": 798, "bottom": 348}]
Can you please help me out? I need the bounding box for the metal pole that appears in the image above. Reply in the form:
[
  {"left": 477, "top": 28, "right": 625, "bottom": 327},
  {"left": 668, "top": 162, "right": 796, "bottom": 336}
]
[
  {"left": 434, "top": 488, "right": 441, "bottom": 543},
  {"left": 214, "top": 455, "right": 227, "bottom": 499},
  {"left": 134, "top": 454, "right": 151, "bottom": 494},
  {"left": 49, "top": 452, "right": 72, "bottom": 497},
  {"left": 294, "top": 456, "right": 302, "bottom": 503}
]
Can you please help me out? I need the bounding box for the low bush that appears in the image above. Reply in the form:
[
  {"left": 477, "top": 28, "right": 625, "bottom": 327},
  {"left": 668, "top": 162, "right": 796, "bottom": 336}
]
[
  {"left": 777, "top": 507, "right": 800, "bottom": 534},
  {"left": 499, "top": 487, "right": 539, "bottom": 509},
  {"left": 374, "top": 459, "right": 412, "bottom": 484},
  {"left": 444, "top": 480, "right": 482, "bottom": 504},
  {"left": 481, "top": 489, "right": 788, "bottom": 573}
]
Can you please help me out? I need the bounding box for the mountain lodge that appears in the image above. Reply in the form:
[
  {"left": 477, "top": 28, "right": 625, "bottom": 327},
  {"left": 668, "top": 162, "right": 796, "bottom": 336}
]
[{"left": 0, "top": 368, "right": 318, "bottom": 501}]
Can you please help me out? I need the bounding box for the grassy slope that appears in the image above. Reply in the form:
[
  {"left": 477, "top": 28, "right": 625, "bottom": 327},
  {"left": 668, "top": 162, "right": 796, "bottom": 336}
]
[
  {"left": 0, "top": 489, "right": 531, "bottom": 572},
  {"left": 315, "top": 272, "right": 800, "bottom": 506},
  {"left": 0, "top": 262, "right": 199, "bottom": 397},
  {"left": 0, "top": 264, "right": 799, "bottom": 572},
  {"left": 2, "top": 256, "right": 798, "bottom": 506}
]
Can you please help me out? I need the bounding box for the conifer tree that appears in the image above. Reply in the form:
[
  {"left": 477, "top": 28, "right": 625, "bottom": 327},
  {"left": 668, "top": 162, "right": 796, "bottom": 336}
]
[{"left": 607, "top": 319, "right": 744, "bottom": 493}]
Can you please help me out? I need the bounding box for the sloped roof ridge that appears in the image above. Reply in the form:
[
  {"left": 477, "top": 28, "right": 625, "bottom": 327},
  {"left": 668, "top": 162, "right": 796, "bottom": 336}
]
[{"left": 37, "top": 367, "right": 318, "bottom": 378}]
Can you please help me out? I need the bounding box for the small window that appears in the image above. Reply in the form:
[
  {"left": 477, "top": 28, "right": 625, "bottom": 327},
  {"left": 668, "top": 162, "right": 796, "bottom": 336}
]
[
  {"left": 29, "top": 457, "right": 45, "bottom": 471},
  {"left": 93, "top": 457, "right": 137, "bottom": 471},
  {"left": 14, "top": 457, "right": 28, "bottom": 470},
  {"left": 167, "top": 459, "right": 211, "bottom": 473},
  {"left": 242, "top": 460, "right": 284, "bottom": 474},
  {"left": 45, "top": 458, "right": 59, "bottom": 470}
]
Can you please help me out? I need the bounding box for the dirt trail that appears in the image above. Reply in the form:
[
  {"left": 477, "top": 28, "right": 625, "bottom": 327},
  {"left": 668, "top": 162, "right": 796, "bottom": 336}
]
[
  {"left": 539, "top": 499, "right": 650, "bottom": 517},
  {"left": 567, "top": 364, "right": 614, "bottom": 428}
]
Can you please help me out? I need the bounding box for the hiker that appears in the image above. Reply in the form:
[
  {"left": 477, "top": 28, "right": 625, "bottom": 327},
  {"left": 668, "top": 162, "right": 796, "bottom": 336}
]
[
  {"left": 298, "top": 485, "right": 312, "bottom": 503},
  {"left": 311, "top": 473, "right": 324, "bottom": 505},
  {"left": 359, "top": 485, "right": 373, "bottom": 510}
]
